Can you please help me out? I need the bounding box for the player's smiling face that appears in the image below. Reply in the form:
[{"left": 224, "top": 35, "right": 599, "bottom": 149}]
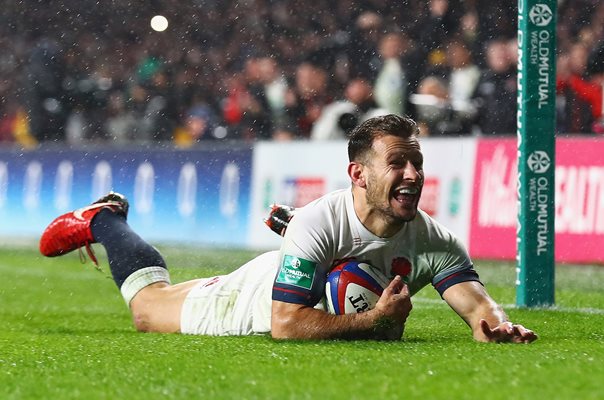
[{"left": 363, "top": 134, "right": 424, "bottom": 223}]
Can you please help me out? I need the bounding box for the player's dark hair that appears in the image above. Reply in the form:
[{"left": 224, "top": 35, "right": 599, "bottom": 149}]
[{"left": 347, "top": 114, "right": 420, "bottom": 162}]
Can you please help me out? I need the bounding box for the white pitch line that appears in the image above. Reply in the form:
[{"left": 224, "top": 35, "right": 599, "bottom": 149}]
[
  {"left": 504, "top": 305, "right": 604, "bottom": 315},
  {"left": 413, "top": 297, "right": 604, "bottom": 315}
]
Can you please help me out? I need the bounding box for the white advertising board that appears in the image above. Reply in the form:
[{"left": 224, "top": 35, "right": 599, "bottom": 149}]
[
  {"left": 247, "top": 138, "right": 477, "bottom": 249},
  {"left": 248, "top": 141, "right": 351, "bottom": 249},
  {"left": 418, "top": 137, "right": 477, "bottom": 247}
]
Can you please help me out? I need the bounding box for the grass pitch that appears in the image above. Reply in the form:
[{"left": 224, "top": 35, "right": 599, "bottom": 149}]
[{"left": 1, "top": 244, "right": 603, "bottom": 399}]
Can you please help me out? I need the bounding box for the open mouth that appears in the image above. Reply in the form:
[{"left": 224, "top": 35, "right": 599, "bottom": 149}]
[{"left": 393, "top": 186, "right": 419, "bottom": 203}]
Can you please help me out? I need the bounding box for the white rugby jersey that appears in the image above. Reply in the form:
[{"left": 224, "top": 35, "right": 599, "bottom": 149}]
[{"left": 271, "top": 188, "right": 479, "bottom": 306}]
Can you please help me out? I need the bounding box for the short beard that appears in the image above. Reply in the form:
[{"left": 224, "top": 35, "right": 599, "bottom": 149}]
[{"left": 365, "top": 178, "right": 415, "bottom": 224}]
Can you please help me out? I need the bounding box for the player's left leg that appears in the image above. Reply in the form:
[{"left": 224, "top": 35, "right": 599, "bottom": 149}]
[
  {"left": 127, "top": 279, "right": 202, "bottom": 333},
  {"left": 90, "top": 206, "right": 190, "bottom": 332},
  {"left": 39, "top": 192, "right": 195, "bottom": 333}
]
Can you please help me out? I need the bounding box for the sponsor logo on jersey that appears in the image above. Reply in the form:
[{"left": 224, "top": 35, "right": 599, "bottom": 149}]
[{"left": 276, "top": 255, "right": 316, "bottom": 289}]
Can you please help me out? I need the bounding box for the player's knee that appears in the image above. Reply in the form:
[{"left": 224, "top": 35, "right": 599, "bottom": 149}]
[
  {"left": 131, "top": 306, "right": 153, "bottom": 332},
  {"left": 130, "top": 294, "right": 163, "bottom": 332},
  {"left": 128, "top": 285, "right": 181, "bottom": 333}
]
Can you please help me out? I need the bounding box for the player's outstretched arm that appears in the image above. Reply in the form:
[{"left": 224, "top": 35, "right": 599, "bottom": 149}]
[
  {"left": 442, "top": 281, "right": 537, "bottom": 343},
  {"left": 271, "top": 276, "right": 412, "bottom": 340}
]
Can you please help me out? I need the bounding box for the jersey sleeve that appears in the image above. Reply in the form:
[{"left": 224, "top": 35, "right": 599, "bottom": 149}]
[
  {"left": 271, "top": 201, "right": 335, "bottom": 307},
  {"left": 429, "top": 234, "right": 482, "bottom": 297},
  {"left": 418, "top": 213, "right": 483, "bottom": 297},
  {"left": 432, "top": 266, "right": 482, "bottom": 297},
  {"left": 272, "top": 253, "right": 327, "bottom": 306}
]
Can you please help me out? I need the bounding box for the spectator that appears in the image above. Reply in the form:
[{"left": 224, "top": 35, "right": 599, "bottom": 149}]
[
  {"left": 374, "top": 32, "right": 411, "bottom": 116},
  {"left": 104, "top": 90, "right": 137, "bottom": 144},
  {"left": 282, "top": 62, "right": 332, "bottom": 139},
  {"left": 174, "top": 103, "right": 220, "bottom": 147},
  {"left": 222, "top": 72, "right": 250, "bottom": 140},
  {"left": 557, "top": 42, "right": 604, "bottom": 134},
  {"left": 311, "top": 78, "right": 387, "bottom": 140},
  {"left": 472, "top": 39, "right": 517, "bottom": 135},
  {"left": 410, "top": 0, "right": 464, "bottom": 83},
  {"left": 458, "top": 10, "right": 481, "bottom": 57},
  {"left": 444, "top": 38, "right": 480, "bottom": 128},
  {"left": 143, "top": 67, "right": 180, "bottom": 142},
  {"left": 475, "top": 0, "right": 517, "bottom": 51},
  {"left": 258, "top": 57, "right": 290, "bottom": 136},
  {"left": 411, "top": 76, "right": 470, "bottom": 137},
  {"left": 346, "top": 11, "right": 384, "bottom": 81},
  {"left": 0, "top": 109, "right": 13, "bottom": 143},
  {"left": 0, "top": 102, "right": 37, "bottom": 148},
  {"left": 587, "top": 44, "right": 604, "bottom": 133},
  {"left": 0, "top": 0, "right": 600, "bottom": 144},
  {"left": 228, "top": 56, "right": 288, "bottom": 141},
  {"left": 22, "top": 38, "right": 70, "bottom": 142}
]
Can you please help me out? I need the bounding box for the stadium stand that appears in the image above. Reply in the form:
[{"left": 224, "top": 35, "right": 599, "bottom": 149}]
[{"left": 0, "top": 0, "right": 602, "bottom": 146}]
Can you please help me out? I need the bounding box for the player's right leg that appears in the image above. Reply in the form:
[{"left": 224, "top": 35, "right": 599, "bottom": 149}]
[{"left": 264, "top": 204, "right": 296, "bottom": 236}]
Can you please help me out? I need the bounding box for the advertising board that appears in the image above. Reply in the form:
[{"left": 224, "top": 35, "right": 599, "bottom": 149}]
[
  {"left": 0, "top": 145, "right": 253, "bottom": 246},
  {"left": 470, "top": 138, "right": 604, "bottom": 263}
]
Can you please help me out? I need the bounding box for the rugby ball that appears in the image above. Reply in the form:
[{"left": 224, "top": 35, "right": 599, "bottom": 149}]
[{"left": 325, "top": 260, "right": 390, "bottom": 315}]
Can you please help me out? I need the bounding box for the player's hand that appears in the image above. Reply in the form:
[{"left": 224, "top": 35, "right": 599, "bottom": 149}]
[
  {"left": 372, "top": 276, "right": 412, "bottom": 340},
  {"left": 479, "top": 319, "right": 538, "bottom": 343},
  {"left": 264, "top": 204, "right": 296, "bottom": 236}
]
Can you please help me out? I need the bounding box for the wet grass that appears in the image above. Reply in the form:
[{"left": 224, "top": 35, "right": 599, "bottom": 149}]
[{"left": 1, "top": 245, "right": 603, "bottom": 399}]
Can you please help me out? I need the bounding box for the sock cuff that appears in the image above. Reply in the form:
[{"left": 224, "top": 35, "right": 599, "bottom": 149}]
[{"left": 120, "top": 266, "right": 171, "bottom": 306}]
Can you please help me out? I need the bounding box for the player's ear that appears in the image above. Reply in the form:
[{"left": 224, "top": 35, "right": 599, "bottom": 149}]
[{"left": 348, "top": 161, "right": 367, "bottom": 188}]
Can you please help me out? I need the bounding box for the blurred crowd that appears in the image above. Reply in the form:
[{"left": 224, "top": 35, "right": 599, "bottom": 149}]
[{"left": 0, "top": 0, "right": 603, "bottom": 148}]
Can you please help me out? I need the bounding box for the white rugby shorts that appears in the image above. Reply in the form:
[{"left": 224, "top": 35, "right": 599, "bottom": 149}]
[{"left": 180, "top": 251, "right": 280, "bottom": 336}]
